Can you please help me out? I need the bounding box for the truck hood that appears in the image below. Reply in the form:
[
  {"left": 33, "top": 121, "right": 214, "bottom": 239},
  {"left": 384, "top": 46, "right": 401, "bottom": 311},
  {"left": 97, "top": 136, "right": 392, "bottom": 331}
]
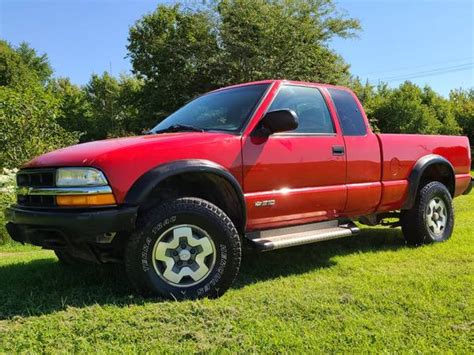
[
  {"left": 24, "top": 132, "right": 239, "bottom": 168},
  {"left": 23, "top": 131, "right": 243, "bottom": 204}
]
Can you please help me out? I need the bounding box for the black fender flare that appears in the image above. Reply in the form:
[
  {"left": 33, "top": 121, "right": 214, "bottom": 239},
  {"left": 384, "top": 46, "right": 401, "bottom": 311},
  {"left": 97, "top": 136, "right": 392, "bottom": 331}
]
[
  {"left": 402, "top": 154, "right": 455, "bottom": 210},
  {"left": 125, "top": 159, "right": 246, "bottom": 228}
]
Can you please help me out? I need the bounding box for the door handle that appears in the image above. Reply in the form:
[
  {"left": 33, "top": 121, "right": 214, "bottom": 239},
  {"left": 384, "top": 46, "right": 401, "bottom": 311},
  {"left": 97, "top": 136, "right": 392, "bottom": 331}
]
[{"left": 332, "top": 145, "right": 345, "bottom": 156}]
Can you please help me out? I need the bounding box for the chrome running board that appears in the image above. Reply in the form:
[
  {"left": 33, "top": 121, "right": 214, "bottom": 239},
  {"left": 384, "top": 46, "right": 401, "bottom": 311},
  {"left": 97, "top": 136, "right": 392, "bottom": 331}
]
[{"left": 245, "top": 221, "right": 359, "bottom": 251}]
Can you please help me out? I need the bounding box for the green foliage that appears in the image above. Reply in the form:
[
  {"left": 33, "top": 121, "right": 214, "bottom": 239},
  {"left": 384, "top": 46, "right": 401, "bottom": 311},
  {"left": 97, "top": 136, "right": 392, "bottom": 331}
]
[
  {"left": 217, "top": 0, "right": 359, "bottom": 84},
  {"left": 0, "top": 40, "right": 77, "bottom": 170},
  {"left": 51, "top": 74, "right": 144, "bottom": 141},
  {"left": 450, "top": 88, "right": 474, "bottom": 144},
  {"left": 128, "top": 0, "right": 360, "bottom": 125},
  {"left": 0, "top": 40, "right": 53, "bottom": 88},
  {"left": 421, "top": 85, "right": 460, "bottom": 135},
  {"left": 83, "top": 72, "right": 144, "bottom": 140},
  {"left": 15, "top": 42, "right": 53, "bottom": 84},
  {"left": 0, "top": 168, "right": 17, "bottom": 245},
  {"left": 0, "top": 84, "right": 79, "bottom": 168},
  {"left": 0, "top": 40, "right": 37, "bottom": 87},
  {"left": 128, "top": 5, "right": 222, "bottom": 128},
  {"left": 349, "top": 79, "right": 462, "bottom": 136},
  {"left": 116, "top": 74, "right": 145, "bottom": 134},
  {"left": 84, "top": 72, "right": 122, "bottom": 140},
  {"left": 50, "top": 77, "right": 91, "bottom": 139},
  {"left": 375, "top": 82, "right": 444, "bottom": 134}
]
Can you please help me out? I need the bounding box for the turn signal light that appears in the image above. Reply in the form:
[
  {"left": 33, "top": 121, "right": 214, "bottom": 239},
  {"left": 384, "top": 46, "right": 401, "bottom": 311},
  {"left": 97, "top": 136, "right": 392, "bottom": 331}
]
[{"left": 56, "top": 193, "right": 116, "bottom": 206}]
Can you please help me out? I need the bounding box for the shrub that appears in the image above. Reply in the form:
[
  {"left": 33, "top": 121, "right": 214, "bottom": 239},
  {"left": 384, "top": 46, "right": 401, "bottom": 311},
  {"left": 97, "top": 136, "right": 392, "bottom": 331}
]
[
  {"left": 0, "top": 167, "right": 17, "bottom": 245},
  {"left": 0, "top": 85, "right": 80, "bottom": 168}
]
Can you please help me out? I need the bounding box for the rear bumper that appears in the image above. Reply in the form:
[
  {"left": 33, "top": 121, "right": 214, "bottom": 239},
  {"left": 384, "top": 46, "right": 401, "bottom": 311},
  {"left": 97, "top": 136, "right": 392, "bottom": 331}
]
[
  {"left": 5, "top": 205, "right": 138, "bottom": 247},
  {"left": 463, "top": 177, "right": 473, "bottom": 195}
]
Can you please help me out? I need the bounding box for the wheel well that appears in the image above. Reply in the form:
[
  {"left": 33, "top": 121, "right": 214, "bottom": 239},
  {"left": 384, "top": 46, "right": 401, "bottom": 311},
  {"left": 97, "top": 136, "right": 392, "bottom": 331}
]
[
  {"left": 138, "top": 172, "right": 245, "bottom": 235},
  {"left": 419, "top": 163, "right": 455, "bottom": 196}
]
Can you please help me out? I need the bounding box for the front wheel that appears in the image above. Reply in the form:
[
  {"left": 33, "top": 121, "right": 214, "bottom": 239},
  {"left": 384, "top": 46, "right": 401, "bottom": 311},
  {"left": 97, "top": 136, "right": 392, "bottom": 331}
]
[
  {"left": 125, "top": 197, "right": 241, "bottom": 299},
  {"left": 401, "top": 181, "right": 454, "bottom": 245}
]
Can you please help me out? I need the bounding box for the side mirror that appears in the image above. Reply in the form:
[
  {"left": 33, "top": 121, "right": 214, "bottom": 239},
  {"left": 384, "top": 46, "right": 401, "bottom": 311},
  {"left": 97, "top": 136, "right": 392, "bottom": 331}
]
[{"left": 260, "top": 109, "right": 299, "bottom": 134}]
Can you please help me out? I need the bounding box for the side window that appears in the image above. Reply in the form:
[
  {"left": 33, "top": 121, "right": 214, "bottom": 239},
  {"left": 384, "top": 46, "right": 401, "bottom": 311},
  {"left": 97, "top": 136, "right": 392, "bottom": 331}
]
[
  {"left": 327, "top": 88, "right": 367, "bottom": 136},
  {"left": 268, "top": 86, "right": 334, "bottom": 134}
]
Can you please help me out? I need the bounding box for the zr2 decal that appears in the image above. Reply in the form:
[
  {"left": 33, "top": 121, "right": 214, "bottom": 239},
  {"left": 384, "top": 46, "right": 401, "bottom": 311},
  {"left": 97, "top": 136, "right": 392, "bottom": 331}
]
[{"left": 255, "top": 199, "right": 275, "bottom": 207}]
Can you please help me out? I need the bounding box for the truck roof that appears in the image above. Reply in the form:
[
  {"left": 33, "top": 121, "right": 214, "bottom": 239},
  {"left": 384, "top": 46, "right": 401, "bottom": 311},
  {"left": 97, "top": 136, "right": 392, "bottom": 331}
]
[{"left": 210, "top": 79, "right": 352, "bottom": 93}]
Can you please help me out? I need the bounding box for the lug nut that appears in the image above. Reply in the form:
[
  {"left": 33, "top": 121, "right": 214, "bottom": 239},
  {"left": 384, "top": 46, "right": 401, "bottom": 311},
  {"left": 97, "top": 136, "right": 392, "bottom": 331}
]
[
  {"left": 190, "top": 249, "right": 196, "bottom": 254},
  {"left": 181, "top": 243, "right": 187, "bottom": 249},
  {"left": 172, "top": 251, "right": 178, "bottom": 256}
]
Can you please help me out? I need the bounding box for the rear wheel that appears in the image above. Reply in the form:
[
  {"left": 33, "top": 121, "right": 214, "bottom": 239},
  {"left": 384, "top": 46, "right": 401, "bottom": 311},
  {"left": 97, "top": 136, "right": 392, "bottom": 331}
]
[
  {"left": 125, "top": 197, "right": 241, "bottom": 299},
  {"left": 401, "top": 181, "right": 454, "bottom": 245}
]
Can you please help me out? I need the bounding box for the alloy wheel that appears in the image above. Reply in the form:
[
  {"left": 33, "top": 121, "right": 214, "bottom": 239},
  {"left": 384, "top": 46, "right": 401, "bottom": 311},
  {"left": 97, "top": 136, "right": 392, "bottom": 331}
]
[{"left": 152, "top": 224, "right": 216, "bottom": 287}]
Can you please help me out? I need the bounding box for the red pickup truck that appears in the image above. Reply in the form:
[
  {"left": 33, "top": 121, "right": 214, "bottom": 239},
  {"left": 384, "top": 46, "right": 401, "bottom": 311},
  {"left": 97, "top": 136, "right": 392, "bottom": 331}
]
[{"left": 5, "top": 80, "right": 472, "bottom": 299}]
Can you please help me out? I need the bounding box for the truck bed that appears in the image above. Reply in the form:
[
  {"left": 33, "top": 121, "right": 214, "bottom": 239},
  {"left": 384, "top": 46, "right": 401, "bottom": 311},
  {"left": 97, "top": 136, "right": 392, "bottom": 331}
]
[{"left": 375, "top": 134, "right": 471, "bottom": 212}]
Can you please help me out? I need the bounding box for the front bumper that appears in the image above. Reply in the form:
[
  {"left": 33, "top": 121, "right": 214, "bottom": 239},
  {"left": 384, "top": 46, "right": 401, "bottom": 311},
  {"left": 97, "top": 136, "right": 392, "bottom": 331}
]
[
  {"left": 5, "top": 205, "right": 138, "bottom": 247},
  {"left": 463, "top": 177, "right": 473, "bottom": 195}
]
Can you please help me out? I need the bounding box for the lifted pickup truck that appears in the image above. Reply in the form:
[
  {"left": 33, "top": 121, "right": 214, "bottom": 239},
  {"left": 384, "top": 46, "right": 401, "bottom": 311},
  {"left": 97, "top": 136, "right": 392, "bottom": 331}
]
[{"left": 5, "top": 80, "right": 472, "bottom": 299}]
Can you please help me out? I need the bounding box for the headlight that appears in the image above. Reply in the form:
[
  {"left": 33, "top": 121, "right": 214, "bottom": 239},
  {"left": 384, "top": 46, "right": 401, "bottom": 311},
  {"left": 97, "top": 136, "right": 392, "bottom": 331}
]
[{"left": 56, "top": 168, "right": 108, "bottom": 187}]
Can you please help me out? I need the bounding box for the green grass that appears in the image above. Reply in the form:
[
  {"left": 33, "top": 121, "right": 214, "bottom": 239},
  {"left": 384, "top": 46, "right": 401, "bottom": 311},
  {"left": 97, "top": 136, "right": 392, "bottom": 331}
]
[{"left": 0, "top": 191, "right": 473, "bottom": 353}]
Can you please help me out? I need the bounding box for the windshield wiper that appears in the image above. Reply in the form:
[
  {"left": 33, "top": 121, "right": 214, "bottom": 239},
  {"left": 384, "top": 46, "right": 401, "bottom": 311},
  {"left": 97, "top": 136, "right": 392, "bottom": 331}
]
[{"left": 149, "top": 124, "right": 205, "bottom": 135}]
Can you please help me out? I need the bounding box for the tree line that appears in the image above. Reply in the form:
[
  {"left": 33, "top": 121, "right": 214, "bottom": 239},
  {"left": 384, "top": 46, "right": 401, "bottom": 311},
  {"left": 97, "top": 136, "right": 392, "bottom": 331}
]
[{"left": 1, "top": 0, "right": 473, "bottom": 169}]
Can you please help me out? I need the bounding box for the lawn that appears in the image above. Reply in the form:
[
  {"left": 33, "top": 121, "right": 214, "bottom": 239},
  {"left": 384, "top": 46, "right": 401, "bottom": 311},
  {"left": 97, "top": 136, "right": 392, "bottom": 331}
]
[{"left": 0, "top": 190, "right": 472, "bottom": 352}]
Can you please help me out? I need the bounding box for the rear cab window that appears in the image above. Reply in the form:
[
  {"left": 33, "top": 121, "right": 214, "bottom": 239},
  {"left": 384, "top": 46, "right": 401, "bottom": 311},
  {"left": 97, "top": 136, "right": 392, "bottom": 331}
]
[
  {"left": 327, "top": 88, "right": 367, "bottom": 136},
  {"left": 269, "top": 85, "right": 335, "bottom": 134}
]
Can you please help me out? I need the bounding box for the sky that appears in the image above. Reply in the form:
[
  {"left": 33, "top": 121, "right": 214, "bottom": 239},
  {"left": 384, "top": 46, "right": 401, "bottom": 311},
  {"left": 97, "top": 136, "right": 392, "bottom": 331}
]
[{"left": 1, "top": 0, "right": 473, "bottom": 96}]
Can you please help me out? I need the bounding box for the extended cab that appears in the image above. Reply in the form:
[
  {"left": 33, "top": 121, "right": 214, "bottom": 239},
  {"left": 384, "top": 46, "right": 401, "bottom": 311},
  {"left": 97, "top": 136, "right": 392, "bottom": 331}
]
[{"left": 5, "top": 80, "right": 473, "bottom": 299}]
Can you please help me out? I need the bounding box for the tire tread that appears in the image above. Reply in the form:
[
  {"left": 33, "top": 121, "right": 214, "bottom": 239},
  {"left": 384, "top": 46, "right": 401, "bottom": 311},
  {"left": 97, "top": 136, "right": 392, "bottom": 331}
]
[{"left": 124, "top": 197, "right": 241, "bottom": 299}]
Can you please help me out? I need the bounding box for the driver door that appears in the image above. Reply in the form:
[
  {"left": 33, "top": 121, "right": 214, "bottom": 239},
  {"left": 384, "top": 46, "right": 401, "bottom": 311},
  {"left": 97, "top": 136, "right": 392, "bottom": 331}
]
[{"left": 242, "top": 85, "right": 347, "bottom": 230}]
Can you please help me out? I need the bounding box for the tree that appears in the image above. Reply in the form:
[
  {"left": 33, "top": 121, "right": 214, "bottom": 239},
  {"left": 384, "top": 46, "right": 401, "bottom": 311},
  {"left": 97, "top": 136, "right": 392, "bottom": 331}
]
[
  {"left": 84, "top": 72, "right": 122, "bottom": 140},
  {"left": 128, "top": 5, "right": 221, "bottom": 128},
  {"left": 82, "top": 72, "right": 144, "bottom": 140},
  {"left": 0, "top": 84, "right": 79, "bottom": 168},
  {"left": 367, "top": 81, "right": 460, "bottom": 135},
  {"left": 116, "top": 74, "right": 145, "bottom": 133},
  {"left": 127, "top": 0, "right": 360, "bottom": 125},
  {"left": 420, "top": 86, "right": 460, "bottom": 135},
  {"left": 0, "top": 41, "right": 79, "bottom": 167},
  {"left": 450, "top": 88, "right": 474, "bottom": 145},
  {"left": 50, "top": 78, "right": 90, "bottom": 140},
  {"left": 0, "top": 40, "right": 36, "bottom": 87},
  {"left": 0, "top": 40, "right": 52, "bottom": 87},
  {"left": 217, "top": 0, "right": 359, "bottom": 84},
  {"left": 15, "top": 42, "right": 53, "bottom": 84}
]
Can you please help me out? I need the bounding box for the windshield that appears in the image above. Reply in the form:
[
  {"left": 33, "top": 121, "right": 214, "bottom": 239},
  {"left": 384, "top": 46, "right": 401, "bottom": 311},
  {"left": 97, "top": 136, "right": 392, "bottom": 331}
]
[{"left": 151, "top": 84, "right": 269, "bottom": 133}]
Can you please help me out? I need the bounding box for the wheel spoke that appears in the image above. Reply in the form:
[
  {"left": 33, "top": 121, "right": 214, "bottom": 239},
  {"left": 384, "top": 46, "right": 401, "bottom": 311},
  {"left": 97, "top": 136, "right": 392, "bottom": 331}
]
[
  {"left": 162, "top": 265, "right": 185, "bottom": 284},
  {"left": 427, "top": 218, "right": 437, "bottom": 232},
  {"left": 437, "top": 221, "right": 444, "bottom": 232},
  {"left": 173, "top": 226, "right": 193, "bottom": 240},
  {"left": 154, "top": 240, "right": 175, "bottom": 261}
]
